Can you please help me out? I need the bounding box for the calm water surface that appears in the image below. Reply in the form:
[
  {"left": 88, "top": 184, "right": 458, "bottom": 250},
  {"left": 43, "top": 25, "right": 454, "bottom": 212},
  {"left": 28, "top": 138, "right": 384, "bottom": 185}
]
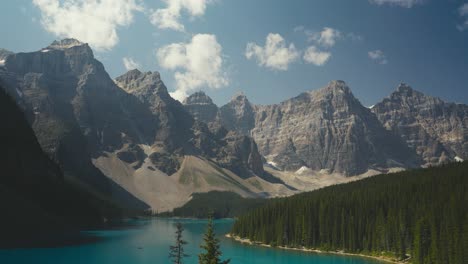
[{"left": 0, "top": 218, "right": 383, "bottom": 264}]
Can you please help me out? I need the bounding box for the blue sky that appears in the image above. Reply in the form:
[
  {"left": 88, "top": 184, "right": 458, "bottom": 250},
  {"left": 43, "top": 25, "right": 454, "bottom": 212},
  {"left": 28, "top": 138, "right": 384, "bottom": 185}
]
[{"left": 1, "top": 0, "right": 467, "bottom": 106}]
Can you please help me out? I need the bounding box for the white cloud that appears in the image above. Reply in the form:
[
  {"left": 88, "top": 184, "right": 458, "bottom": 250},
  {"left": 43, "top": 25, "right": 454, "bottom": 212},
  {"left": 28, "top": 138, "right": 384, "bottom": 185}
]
[
  {"left": 245, "top": 33, "right": 300, "bottom": 71},
  {"left": 458, "top": 4, "right": 468, "bottom": 31},
  {"left": 32, "top": 0, "right": 142, "bottom": 51},
  {"left": 123, "top": 57, "right": 140, "bottom": 70},
  {"left": 157, "top": 34, "right": 228, "bottom": 101},
  {"left": 307, "top": 27, "right": 342, "bottom": 48},
  {"left": 369, "top": 0, "right": 423, "bottom": 8},
  {"left": 150, "top": 0, "right": 211, "bottom": 31},
  {"left": 303, "top": 46, "right": 331, "bottom": 66},
  {"left": 368, "top": 50, "right": 388, "bottom": 65}
]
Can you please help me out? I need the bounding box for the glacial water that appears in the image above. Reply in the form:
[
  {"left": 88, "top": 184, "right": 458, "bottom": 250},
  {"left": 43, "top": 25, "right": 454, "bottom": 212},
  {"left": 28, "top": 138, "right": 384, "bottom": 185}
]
[{"left": 0, "top": 218, "right": 383, "bottom": 264}]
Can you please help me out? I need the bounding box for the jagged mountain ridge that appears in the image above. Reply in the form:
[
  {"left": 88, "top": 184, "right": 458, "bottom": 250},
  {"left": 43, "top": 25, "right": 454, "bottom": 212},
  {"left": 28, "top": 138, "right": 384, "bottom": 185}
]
[
  {"left": 0, "top": 40, "right": 285, "bottom": 212},
  {"left": 372, "top": 83, "right": 468, "bottom": 166},
  {"left": 184, "top": 81, "right": 421, "bottom": 176},
  {"left": 0, "top": 39, "right": 151, "bottom": 211}
]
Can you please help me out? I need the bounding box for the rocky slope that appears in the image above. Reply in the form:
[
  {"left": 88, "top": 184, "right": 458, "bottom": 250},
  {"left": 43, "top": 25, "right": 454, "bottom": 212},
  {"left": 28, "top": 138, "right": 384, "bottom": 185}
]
[
  {"left": 372, "top": 83, "right": 468, "bottom": 166},
  {"left": 182, "top": 91, "right": 219, "bottom": 125},
  {"left": 185, "top": 81, "right": 419, "bottom": 176},
  {"left": 0, "top": 39, "right": 151, "bottom": 211},
  {"left": 251, "top": 81, "right": 418, "bottom": 175},
  {"left": 0, "top": 86, "right": 113, "bottom": 246},
  {"left": 0, "top": 40, "right": 286, "bottom": 213},
  {"left": 219, "top": 93, "right": 256, "bottom": 135}
]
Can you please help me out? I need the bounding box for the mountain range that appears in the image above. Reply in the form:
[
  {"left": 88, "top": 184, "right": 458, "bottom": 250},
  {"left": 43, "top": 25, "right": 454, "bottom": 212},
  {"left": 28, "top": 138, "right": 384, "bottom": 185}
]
[{"left": 0, "top": 39, "right": 466, "bottom": 213}]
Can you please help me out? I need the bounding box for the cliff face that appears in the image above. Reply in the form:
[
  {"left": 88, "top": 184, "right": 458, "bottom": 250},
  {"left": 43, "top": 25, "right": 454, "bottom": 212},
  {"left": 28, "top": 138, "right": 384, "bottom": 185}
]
[
  {"left": 251, "top": 81, "right": 418, "bottom": 175},
  {"left": 0, "top": 39, "right": 272, "bottom": 212},
  {"left": 184, "top": 81, "right": 419, "bottom": 176},
  {"left": 219, "top": 93, "right": 256, "bottom": 135},
  {"left": 372, "top": 83, "right": 468, "bottom": 166},
  {"left": 115, "top": 70, "right": 265, "bottom": 178},
  {"left": 0, "top": 86, "right": 109, "bottom": 245},
  {"left": 0, "top": 39, "right": 151, "bottom": 210},
  {"left": 182, "top": 91, "right": 219, "bottom": 125}
]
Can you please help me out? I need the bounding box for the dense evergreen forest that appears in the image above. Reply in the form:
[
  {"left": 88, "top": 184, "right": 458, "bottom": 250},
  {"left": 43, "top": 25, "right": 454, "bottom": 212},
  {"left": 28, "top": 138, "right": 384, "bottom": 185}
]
[
  {"left": 159, "top": 191, "right": 267, "bottom": 218},
  {"left": 231, "top": 162, "right": 468, "bottom": 264}
]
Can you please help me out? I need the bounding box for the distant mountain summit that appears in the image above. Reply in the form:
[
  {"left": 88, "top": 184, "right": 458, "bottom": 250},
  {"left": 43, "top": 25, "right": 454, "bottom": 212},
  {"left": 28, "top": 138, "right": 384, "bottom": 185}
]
[
  {"left": 251, "top": 80, "right": 418, "bottom": 175},
  {"left": 47, "top": 38, "right": 86, "bottom": 50},
  {"left": 1, "top": 39, "right": 466, "bottom": 213},
  {"left": 185, "top": 81, "right": 466, "bottom": 176},
  {"left": 183, "top": 91, "right": 219, "bottom": 125},
  {"left": 219, "top": 92, "right": 256, "bottom": 135},
  {"left": 0, "top": 40, "right": 287, "bottom": 212},
  {"left": 372, "top": 83, "right": 468, "bottom": 166}
]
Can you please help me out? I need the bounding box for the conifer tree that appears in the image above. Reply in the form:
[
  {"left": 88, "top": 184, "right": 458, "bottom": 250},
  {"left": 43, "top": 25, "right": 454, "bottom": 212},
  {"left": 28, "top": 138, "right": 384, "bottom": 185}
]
[
  {"left": 169, "top": 222, "right": 189, "bottom": 264},
  {"left": 198, "top": 216, "right": 230, "bottom": 264}
]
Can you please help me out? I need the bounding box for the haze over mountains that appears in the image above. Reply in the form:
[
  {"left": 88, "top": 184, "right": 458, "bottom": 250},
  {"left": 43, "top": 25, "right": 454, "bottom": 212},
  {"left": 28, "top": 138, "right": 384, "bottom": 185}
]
[{"left": 1, "top": 39, "right": 466, "bottom": 213}]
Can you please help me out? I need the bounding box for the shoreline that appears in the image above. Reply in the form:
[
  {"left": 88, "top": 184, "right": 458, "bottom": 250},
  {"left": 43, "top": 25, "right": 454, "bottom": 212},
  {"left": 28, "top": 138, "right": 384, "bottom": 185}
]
[{"left": 225, "top": 234, "right": 406, "bottom": 264}]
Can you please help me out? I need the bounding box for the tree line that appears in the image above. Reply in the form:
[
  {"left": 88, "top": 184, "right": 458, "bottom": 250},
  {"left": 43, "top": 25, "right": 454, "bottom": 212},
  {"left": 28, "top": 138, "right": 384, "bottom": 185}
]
[{"left": 231, "top": 162, "right": 468, "bottom": 264}]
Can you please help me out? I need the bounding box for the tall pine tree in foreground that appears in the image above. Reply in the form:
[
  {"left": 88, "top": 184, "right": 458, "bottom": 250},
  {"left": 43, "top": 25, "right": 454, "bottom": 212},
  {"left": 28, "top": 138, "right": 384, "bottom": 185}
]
[
  {"left": 169, "top": 222, "right": 189, "bottom": 264},
  {"left": 198, "top": 217, "right": 230, "bottom": 264}
]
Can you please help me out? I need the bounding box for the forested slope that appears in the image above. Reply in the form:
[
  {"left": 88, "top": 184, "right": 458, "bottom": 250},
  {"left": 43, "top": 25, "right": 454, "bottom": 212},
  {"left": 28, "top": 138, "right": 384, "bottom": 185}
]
[{"left": 231, "top": 162, "right": 468, "bottom": 264}]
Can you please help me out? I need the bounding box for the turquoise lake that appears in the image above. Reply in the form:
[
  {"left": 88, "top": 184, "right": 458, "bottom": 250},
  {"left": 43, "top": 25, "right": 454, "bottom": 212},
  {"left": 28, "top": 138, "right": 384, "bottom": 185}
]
[{"left": 0, "top": 218, "right": 383, "bottom": 264}]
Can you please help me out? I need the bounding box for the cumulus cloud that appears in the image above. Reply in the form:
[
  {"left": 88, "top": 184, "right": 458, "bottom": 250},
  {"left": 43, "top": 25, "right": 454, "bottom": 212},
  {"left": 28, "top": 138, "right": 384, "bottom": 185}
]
[
  {"left": 303, "top": 46, "right": 331, "bottom": 66},
  {"left": 457, "top": 3, "right": 468, "bottom": 31},
  {"left": 307, "top": 27, "right": 342, "bottom": 48},
  {"left": 123, "top": 57, "right": 140, "bottom": 70},
  {"left": 368, "top": 50, "right": 388, "bottom": 65},
  {"left": 245, "top": 33, "right": 300, "bottom": 71},
  {"left": 150, "top": 0, "right": 211, "bottom": 31},
  {"left": 157, "top": 34, "right": 228, "bottom": 101},
  {"left": 369, "top": 0, "right": 423, "bottom": 8},
  {"left": 32, "top": 0, "right": 142, "bottom": 51}
]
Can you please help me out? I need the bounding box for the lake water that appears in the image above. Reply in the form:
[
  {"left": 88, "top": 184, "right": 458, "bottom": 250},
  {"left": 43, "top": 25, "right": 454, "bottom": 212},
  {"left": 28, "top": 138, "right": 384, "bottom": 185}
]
[{"left": 0, "top": 218, "right": 383, "bottom": 264}]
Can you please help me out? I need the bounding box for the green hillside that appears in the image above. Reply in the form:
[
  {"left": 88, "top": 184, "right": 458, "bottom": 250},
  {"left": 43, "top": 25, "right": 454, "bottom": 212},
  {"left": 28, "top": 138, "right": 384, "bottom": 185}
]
[{"left": 231, "top": 162, "right": 468, "bottom": 264}]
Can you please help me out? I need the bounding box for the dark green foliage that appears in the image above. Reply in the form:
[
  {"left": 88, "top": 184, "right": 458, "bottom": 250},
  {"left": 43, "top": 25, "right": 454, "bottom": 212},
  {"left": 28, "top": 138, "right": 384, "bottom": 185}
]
[
  {"left": 0, "top": 86, "right": 117, "bottom": 247},
  {"left": 160, "top": 191, "right": 267, "bottom": 218},
  {"left": 231, "top": 163, "right": 468, "bottom": 264},
  {"left": 198, "top": 216, "right": 230, "bottom": 264},
  {"left": 169, "top": 223, "right": 189, "bottom": 264}
]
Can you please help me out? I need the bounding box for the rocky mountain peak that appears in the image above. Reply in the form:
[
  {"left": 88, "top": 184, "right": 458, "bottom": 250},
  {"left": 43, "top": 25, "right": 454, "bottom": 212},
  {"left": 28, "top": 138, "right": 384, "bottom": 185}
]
[
  {"left": 230, "top": 92, "right": 250, "bottom": 104},
  {"left": 0, "top": 48, "right": 13, "bottom": 60},
  {"left": 322, "top": 80, "right": 352, "bottom": 95},
  {"left": 115, "top": 70, "right": 167, "bottom": 97},
  {"left": 183, "top": 91, "right": 219, "bottom": 124},
  {"left": 393, "top": 83, "right": 424, "bottom": 98},
  {"left": 47, "top": 38, "right": 86, "bottom": 50},
  {"left": 373, "top": 83, "right": 468, "bottom": 166},
  {"left": 220, "top": 92, "right": 255, "bottom": 135},
  {"left": 183, "top": 91, "right": 214, "bottom": 105}
]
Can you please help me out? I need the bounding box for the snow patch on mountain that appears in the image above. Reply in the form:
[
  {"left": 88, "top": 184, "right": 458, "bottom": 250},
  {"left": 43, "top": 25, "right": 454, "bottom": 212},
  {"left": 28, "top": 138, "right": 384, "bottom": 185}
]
[
  {"left": 15, "top": 87, "right": 23, "bottom": 97},
  {"left": 295, "top": 166, "right": 312, "bottom": 175}
]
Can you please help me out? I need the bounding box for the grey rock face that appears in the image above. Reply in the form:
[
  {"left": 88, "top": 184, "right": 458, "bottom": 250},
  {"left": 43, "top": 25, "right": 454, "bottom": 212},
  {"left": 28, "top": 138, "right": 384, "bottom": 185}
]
[
  {"left": 372, "top": 83, "right": 468, "bottom": 166},
  {"left": 250, "top": 81, "right": 418, "bottom": 175},
  {"left": 0, "top": 40, "right": 157, "bottom": 210},
  {"left": 0, "top": 40, "right": 270, "bottom": 209},
  {"left": 183, "top": 91, "right": 219, "bottom": 124},
  {"left": 183, "top": 81, "right": 418, "bottom": 176},
  {"left": 219, "top": 93, "right": 256, "bottom": 135},
  {"left": 0, "top": 48, "right": 13, "bottom": 60},
  {"left": 114, "top": 69, "right": 266, "bottom": 178}
]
